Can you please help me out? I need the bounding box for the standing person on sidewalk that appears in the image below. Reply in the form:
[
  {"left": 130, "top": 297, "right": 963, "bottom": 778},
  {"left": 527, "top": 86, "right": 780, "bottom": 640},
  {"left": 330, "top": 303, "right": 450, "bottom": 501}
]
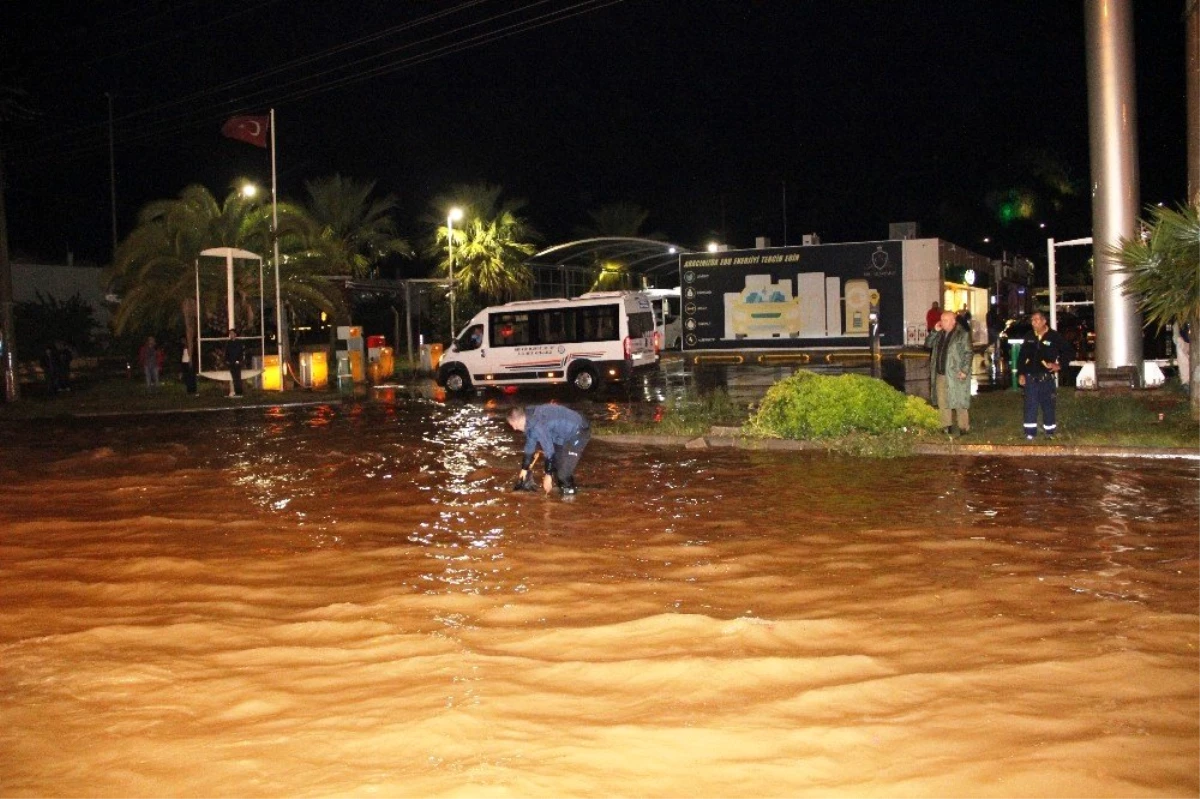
[
  {"left": 138, "top": 336, "right": 161, "bottom": 389},
  {"left": 1017, "top": 311, "right": 1075, "bottom": 440},
  {"left": 224, "top": 329, "right": 245, "bottom": 398},
  {"left": 925, "top": 301, "right": 942, "bottom": 332},
  {"left": 925, "top": 310, "right": 973, "bottom": 436},
  {"left": 181, "top": 336, "right": 197, "bottom": 395}
]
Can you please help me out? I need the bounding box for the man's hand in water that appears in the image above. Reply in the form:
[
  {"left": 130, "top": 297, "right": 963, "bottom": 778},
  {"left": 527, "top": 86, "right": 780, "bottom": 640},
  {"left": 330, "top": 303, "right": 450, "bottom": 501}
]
[{"left": 513, "top": 469, "right": 536, "bottom": 491}]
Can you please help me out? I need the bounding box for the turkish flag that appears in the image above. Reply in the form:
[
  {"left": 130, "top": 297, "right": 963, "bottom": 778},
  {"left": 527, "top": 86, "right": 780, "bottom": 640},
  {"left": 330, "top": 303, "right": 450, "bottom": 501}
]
[{"left": 221, "top": 115, "right": 270, "bottom": 148}]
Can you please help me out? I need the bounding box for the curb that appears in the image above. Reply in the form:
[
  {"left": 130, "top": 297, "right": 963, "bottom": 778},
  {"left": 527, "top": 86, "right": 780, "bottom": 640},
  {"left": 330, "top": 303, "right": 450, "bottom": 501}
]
[
  {"left": 73, "top": 399, "right": 337, "bottom": 418},
  {"left": 596, "top": 431, "right": 1200, "bottom": 461}
]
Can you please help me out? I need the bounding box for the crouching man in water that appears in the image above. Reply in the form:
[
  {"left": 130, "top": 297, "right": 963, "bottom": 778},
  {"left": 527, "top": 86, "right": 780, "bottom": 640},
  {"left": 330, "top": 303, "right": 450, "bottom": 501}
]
[{"left": 507, "top": 404, "right": 591, "bottom": 495}]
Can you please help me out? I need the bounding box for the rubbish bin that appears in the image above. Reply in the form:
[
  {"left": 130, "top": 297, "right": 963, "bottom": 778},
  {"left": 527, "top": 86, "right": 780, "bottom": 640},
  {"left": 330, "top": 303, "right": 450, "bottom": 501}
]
[
  {"left": 378, "top": 346, "right": 394, "bottom": 378},
  {"left": 261, "top": 354, "right": 282, "bottom": 391},
  {"left": 298, "top": 350, "right": 329, "bottom": 388},
  {"left": 419, "top": 343, "right": 444, "bottom": 374}
]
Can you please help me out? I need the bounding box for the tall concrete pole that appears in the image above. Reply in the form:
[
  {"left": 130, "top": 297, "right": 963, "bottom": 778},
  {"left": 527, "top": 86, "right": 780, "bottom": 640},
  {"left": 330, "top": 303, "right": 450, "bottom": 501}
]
[
  {"left": 0, "top": 148, "right": 18, "bottom": 401},
  {"left": 1187, "top": 0, "right": 1199, "bottom": 204},
  {"left": 1085, "top": 0, "right": 1144, "bottom": 374}
]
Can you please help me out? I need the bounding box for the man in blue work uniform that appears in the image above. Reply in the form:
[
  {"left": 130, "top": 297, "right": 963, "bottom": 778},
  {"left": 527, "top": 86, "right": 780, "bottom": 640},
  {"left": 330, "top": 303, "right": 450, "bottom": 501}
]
[
  {"left": 1017, "top": 311, "right": 1074, "bottom": 440},
  {"left": 507, "top": 404, "right": 591, "bottom": 495}
]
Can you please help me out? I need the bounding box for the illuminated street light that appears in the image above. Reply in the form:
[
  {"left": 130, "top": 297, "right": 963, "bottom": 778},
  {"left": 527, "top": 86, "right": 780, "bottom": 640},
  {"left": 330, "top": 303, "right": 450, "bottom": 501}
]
[
  {"left": 236, "top": 181, "right": 285, "bottom": 389},
  {"left": 448, "top": 207, "right": 464, "bottom": 337},
  {"left": 707, "top": 242, "right": 720, "bottom": 253}
]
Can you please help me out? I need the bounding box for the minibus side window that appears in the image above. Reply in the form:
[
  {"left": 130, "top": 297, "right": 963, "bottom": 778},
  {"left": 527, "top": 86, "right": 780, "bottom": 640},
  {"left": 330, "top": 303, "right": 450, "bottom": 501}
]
[
  {"left": 538, "top": 309, "right": 574, "bottom": 344},
  {"left": 490, "top": 313, "right": 531, "bottom": 347},
  {"left": 578, "top": 305, "right": 618, "bottom": 342},
  {"left": 627, "top": 311, "right": 655, "bottom": 338}
]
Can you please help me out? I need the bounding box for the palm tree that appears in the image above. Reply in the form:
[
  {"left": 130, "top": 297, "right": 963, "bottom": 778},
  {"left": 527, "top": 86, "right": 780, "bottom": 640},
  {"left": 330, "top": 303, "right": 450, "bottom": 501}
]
[
  {"left": 427, "top": 183, "right": 540, "bottom": 305},
  {"left": 573, "top": 202, "right": 663, "bottom": 291},
  {"left": 303, "top": 174, "right": 413, "bottom": 278},
  {"left": 445, "top": 212, "right": 537, "bottom": 302},
  {"left": 107, "top": 181, "right": 345, "bottom": 363},
  {"left": 1110, "top": 202, "right": 1200, "bottom": 418},
  {"left": 573, "top": 201, "right": 663, "bottom": 240}
]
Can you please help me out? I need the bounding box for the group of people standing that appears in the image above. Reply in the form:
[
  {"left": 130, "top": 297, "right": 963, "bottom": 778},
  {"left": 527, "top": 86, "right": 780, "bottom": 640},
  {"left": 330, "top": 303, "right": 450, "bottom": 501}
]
[
  {"left": 137, "top": 328, "right": 245, "bottom": 397},
  {"left": 925, "top": 303, "right": 1074, "bottom": 440}
]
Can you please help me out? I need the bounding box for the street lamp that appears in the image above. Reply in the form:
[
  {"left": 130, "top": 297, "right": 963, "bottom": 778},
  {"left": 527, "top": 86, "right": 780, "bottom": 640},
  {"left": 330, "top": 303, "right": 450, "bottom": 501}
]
[
  {"left": 447, "top": 206, "right": 463, "bottom": 337},
  {"left": 238, "top": 181, "right": 284, "bottom": 390}
]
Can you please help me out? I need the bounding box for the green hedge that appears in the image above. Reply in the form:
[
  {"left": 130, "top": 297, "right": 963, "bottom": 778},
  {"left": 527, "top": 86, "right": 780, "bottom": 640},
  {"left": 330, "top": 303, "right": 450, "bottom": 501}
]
[{"left": 746, "top": 370, "right": 940, "bottom": 439}]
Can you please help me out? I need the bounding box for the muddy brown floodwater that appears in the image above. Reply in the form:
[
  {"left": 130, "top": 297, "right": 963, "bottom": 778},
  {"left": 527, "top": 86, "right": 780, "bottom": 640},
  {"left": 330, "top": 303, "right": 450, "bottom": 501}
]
[{"left": 0, "top": 399, "right": 1196, "bottom": 798}]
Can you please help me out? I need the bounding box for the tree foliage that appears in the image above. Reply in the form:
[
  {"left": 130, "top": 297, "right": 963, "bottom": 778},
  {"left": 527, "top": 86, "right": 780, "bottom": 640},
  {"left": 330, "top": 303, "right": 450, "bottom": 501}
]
[
  {"left": 574, "top": 202, "right": 665, "bottom": 291},
  {"left": 573, "top": 202, "right": 662, "bottom": 239},
  {"left": 106, "top": 181, "right": 349, "bottom": 352},
  {"left": 1110, "top": 201, "right": 1200, "bottom": 418},
  {"left": 14, "top": 292, "right": 96, "bottom": 358},
  {"left": 303, "top": 174, "right": 413, "bottom": 279},
  {"left": 746, "top": 370, "right": 940, "bottom": 439},
  {"left": 1111, "top": 203, "right": 1199, "bottom": 331},
  {"left": 427, "top": 183, "right": 539, "bottom": 305}
]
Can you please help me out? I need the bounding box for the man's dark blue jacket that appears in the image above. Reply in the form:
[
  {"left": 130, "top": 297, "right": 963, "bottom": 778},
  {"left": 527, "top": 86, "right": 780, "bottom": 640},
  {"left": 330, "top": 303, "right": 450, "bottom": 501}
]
[{"left": 522, "top": 404, "right": 588, "bottom": 468}]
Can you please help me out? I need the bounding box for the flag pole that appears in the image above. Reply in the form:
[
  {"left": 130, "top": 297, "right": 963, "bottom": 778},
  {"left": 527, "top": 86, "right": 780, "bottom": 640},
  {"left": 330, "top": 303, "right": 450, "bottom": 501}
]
[{"left": 270, "top": 108, "right": 284, "bottom": 389}]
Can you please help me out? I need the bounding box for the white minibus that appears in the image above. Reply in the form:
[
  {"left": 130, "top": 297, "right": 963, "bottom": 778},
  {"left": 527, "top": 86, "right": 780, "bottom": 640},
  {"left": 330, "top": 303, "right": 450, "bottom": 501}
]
[{"left": 436, "top": 291, "right": 659, "bottom": 393}]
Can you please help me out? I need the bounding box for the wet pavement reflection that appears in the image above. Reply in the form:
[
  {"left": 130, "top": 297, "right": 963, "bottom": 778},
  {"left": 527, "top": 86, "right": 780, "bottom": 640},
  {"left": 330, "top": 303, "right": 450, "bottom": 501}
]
[{"left": 0, "top": 398, "right": 1196, "bottom": 797}]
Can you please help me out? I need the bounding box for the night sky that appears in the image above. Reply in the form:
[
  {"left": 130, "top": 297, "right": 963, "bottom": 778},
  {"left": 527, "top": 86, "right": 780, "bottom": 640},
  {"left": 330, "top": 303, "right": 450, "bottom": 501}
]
[{"left": 0, "top": 1, "right": 1188, "bottom": 272}]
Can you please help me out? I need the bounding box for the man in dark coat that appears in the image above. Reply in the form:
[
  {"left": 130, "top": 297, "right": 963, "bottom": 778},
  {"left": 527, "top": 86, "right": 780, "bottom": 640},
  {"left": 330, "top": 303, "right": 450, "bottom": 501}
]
[
  {"left": 507, "top": 404, "right": 591, "bottom": 495},
  {"left": 924, "top": 310, "right": 974, "bottom": 436},
  {"left": 224, "top": 329, "right": 245, "bottom": 397},
  {"left": 1017, "top": 311, "right": 1074, "bottom": 440}
]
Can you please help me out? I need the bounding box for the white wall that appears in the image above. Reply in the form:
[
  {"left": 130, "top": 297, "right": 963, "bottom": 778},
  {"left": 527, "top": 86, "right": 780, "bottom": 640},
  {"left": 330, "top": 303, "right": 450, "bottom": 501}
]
[
  {"left": 12, "top": 262, "right": 110, "bottom": 325},
  {"left": 901, "top": 239, "right": 940, "bottom": 346}
]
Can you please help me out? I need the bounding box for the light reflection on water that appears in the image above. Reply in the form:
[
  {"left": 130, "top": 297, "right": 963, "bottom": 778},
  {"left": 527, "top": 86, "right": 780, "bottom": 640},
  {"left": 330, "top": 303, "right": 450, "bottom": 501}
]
[{"left": 0, "top": 399, "right": 1196, "bottom": 798}]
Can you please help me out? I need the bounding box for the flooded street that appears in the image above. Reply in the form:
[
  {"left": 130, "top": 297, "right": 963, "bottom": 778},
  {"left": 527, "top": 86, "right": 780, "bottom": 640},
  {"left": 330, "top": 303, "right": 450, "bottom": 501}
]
[{"left": 1, "top": 398, "right": 1196, "bottom": 797}]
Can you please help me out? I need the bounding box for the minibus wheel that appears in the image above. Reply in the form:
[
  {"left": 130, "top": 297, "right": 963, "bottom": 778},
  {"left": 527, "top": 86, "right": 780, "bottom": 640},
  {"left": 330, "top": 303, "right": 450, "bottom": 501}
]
[
  {"left": 444, "top": 368, "right": 472, "bottom": 393},
  {"left": 569, "top": 363, "right": 599, "bottom": 392}
]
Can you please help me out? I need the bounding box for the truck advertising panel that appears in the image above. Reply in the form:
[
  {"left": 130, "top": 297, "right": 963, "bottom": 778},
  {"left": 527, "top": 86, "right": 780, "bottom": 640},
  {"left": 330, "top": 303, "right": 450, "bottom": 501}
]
[{"left": 678, "top": 241, "right": 904, "bottom": 350}]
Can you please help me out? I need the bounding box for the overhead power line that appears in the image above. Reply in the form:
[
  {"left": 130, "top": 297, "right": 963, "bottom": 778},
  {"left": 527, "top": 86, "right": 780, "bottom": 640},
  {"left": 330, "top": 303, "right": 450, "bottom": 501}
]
[{"left": 6, "top": 0, "right": 624, "bottom": 165}]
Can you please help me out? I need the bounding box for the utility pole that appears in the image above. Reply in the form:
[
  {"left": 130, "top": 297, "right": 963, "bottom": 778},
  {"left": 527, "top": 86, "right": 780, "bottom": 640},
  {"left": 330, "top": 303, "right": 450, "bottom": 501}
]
[
  {"left": 0, "top": 146, "right": 18, "bottom": 401},
  {"left": 1187, "top": 0, "right": 1199, "bottom": 204},
  {"left": 106, "top": 92, "right": 117, "bottom": 260},
  {"left": 781, "top": 181, "right": 788, "bottom": 246}
]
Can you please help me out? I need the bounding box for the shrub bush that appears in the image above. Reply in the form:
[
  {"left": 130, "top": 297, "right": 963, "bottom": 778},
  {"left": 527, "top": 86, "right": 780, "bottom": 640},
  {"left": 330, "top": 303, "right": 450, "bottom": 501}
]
[{"left": 745, "top": 370, "right": 939, "bottom": 439}]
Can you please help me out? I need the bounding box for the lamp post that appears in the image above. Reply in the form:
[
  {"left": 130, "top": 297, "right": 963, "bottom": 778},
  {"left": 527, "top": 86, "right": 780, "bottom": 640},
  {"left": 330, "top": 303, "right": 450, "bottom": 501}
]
[
  {"left": 447, "top": 206, "right": 463, "bottom": 337},
  {"left": 238, "top": 180, "right": 283, "bottom": 390}
]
